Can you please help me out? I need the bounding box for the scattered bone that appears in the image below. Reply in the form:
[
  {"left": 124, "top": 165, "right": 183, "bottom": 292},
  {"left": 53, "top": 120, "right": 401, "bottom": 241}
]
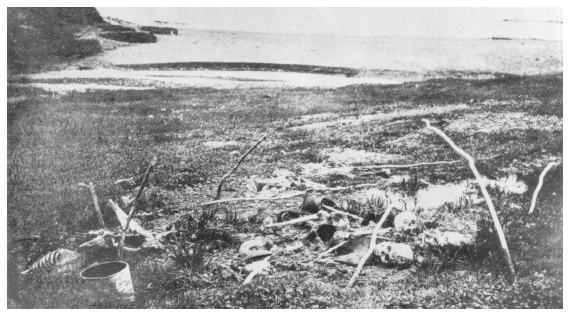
[
  {"left": 243, "top": 256, "right": 272, "bottom": 285},
  {"left": 21, "top": 249, "right": 85, "bottom": 275},
  {"left": 263, "top": 210, "right": 330, "bottom": 229},
  {"left": 373, "top": 242, "right": 414, "bottom": 267},
  {"left": 423, "top": 231, "right": 472, "bottom": 248},
  {"left": 239, "top": 238, "right": 273, "bottom": 256}
]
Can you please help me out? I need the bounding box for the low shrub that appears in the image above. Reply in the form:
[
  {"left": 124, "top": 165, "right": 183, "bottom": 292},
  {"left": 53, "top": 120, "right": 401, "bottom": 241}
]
[{"left": 100, "top": 31, "right": 157, "bottom": 43}]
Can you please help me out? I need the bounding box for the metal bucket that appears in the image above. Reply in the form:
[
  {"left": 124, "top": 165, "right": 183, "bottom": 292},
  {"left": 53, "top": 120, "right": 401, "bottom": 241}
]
[{"left": 80, "top": 261, "right": 135, "bottom": 303}]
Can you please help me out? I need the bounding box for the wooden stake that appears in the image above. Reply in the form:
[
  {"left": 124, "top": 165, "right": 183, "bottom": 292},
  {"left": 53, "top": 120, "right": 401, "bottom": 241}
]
[
  {"left": 215, "top": 134, "right": 267, "bottom": 199},
  {"left": 529, "top": 162, "right": 557, "bottom": 214},
  {"left": 422, "top": 119, "right": 516, "bottom": 280},
  {"left": 79, "top": 182, "right": 106, "bottom": 229},
  {"left": 347, "top": 204, "right": 394, "bottom": 288},
  {"left": 118, "top": 157, "right": 157, "bottom": 260}
]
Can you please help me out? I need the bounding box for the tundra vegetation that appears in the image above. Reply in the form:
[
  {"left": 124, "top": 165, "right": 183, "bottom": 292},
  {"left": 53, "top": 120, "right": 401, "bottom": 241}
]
[{"left": 7, "top": 70, "right": 562, "bottom": 308}]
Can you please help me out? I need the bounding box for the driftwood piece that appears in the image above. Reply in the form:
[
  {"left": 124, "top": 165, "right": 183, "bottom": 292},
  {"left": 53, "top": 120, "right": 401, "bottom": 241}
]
[
  {"left": 78, "top": 182, "right": 106, "bottom": 229},
  {"left": 118, "top": 157, "right": 157, "bottom": 259},
  {"left": 422, "top": 119, "right": 515, "bottom": 280},
  {"left": 215, "top": 134, "right": 267, "bottom": 199},
  {"left": 529, "top": 162, "right": 557, "bottom": 214},
  {"left": 347, "top": 204, "right": 394, "bottom": 288}
]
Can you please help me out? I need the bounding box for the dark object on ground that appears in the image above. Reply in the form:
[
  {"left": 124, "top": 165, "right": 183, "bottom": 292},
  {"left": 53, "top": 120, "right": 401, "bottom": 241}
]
[
  {"left": 99, "top": 24, "right": 136, "bottom": 32},
  {"left": 141, "top": 26, "right": 178, "bottom": 35},
  {"left": 100, "top": 32, "right": 157, "bottom": 44},
  {"left": 277, "top": 211, "right": 301, "bottom": 222},
  {"left": 316, "top": 224, "right": 337, "bottom": 243}
]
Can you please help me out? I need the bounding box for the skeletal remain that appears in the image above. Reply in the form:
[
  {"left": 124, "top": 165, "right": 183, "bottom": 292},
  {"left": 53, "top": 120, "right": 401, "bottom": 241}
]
[
  {"left": 373, "top": 242, "right": 414, "bottom": 267},
  {"left": 243, "top": 256, "right": 272, "bottom": 285},
  {"left": 321, "top": 204, "right": 365, "bottom": 221},
  {"left": 21, "top": 249, "right": 84, "bottom": 275},
  {"left": 21, "top": 232, "right": 118, "bottom": 275},
  {"left": 239, "top": 238, "right": 273, "bottom": 256},
  {"left": 330, "top": 212, "right": 349, "bottom": 231},
  {"left": 394, "top": 211, "right": 419, "bottom": 235},
  {"left": 260, "top": 216, "right": 274, "bottom": 230},
  {"left": 264, "top": 210, "right": 330, "bottom": 229},
  {"left": 422, "top": 231, "right": 471, "bottom": 247}
]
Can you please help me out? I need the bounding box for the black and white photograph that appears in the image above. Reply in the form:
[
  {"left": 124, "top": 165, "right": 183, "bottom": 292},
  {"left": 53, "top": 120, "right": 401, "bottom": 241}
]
[{"left": 6, "top": 3, "right": 564, "bottom": 309}]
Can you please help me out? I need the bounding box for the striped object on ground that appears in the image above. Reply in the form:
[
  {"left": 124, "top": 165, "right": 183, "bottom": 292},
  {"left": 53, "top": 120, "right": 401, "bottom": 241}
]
[{"left": 21, "top": 249, "right": 84, "bottom": 275}]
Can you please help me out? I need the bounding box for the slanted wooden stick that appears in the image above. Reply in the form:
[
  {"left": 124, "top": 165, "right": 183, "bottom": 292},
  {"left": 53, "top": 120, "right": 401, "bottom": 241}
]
[
  {"left": 215, "top": 134, "right": 267, "bottom": 199},
  {"left": 529, "top": 162, "right": 557, "bottom": 214},
  {"left": 422, "top": 119, "right": 516, "bottom": 280},
  {"left": 347, "top": 204, "right": 394, "bottom": 288},
  {"left": 79, "top": 182, "right": 106, "bottom": 229},
  {"left": 118, "top": 157, "right": 157, "bottom": 260}
]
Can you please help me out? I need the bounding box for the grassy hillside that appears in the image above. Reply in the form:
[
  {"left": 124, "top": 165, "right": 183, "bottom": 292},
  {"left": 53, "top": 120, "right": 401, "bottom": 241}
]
[{"left": 7, "top": 8, "right": 104, "bottom": 74}]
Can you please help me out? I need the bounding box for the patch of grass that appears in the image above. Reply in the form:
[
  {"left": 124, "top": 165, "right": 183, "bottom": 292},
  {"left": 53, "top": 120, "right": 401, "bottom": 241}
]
[{"left": 8, "top": 72, "right": 563, "bottom": 308}]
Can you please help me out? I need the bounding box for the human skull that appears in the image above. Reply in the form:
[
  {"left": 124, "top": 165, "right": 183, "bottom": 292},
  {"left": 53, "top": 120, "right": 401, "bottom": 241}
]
[
  {"left": 373, "top": 242, "right": 414, "bottom": 267},
  {"left": 394, "top": 211, "right": 419, "bottom": 235}
]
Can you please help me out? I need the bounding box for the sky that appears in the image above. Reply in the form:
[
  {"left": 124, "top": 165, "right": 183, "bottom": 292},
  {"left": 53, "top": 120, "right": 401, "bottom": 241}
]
[{"left": 96, "top": 7, "right": 563, "bottom": 40}]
